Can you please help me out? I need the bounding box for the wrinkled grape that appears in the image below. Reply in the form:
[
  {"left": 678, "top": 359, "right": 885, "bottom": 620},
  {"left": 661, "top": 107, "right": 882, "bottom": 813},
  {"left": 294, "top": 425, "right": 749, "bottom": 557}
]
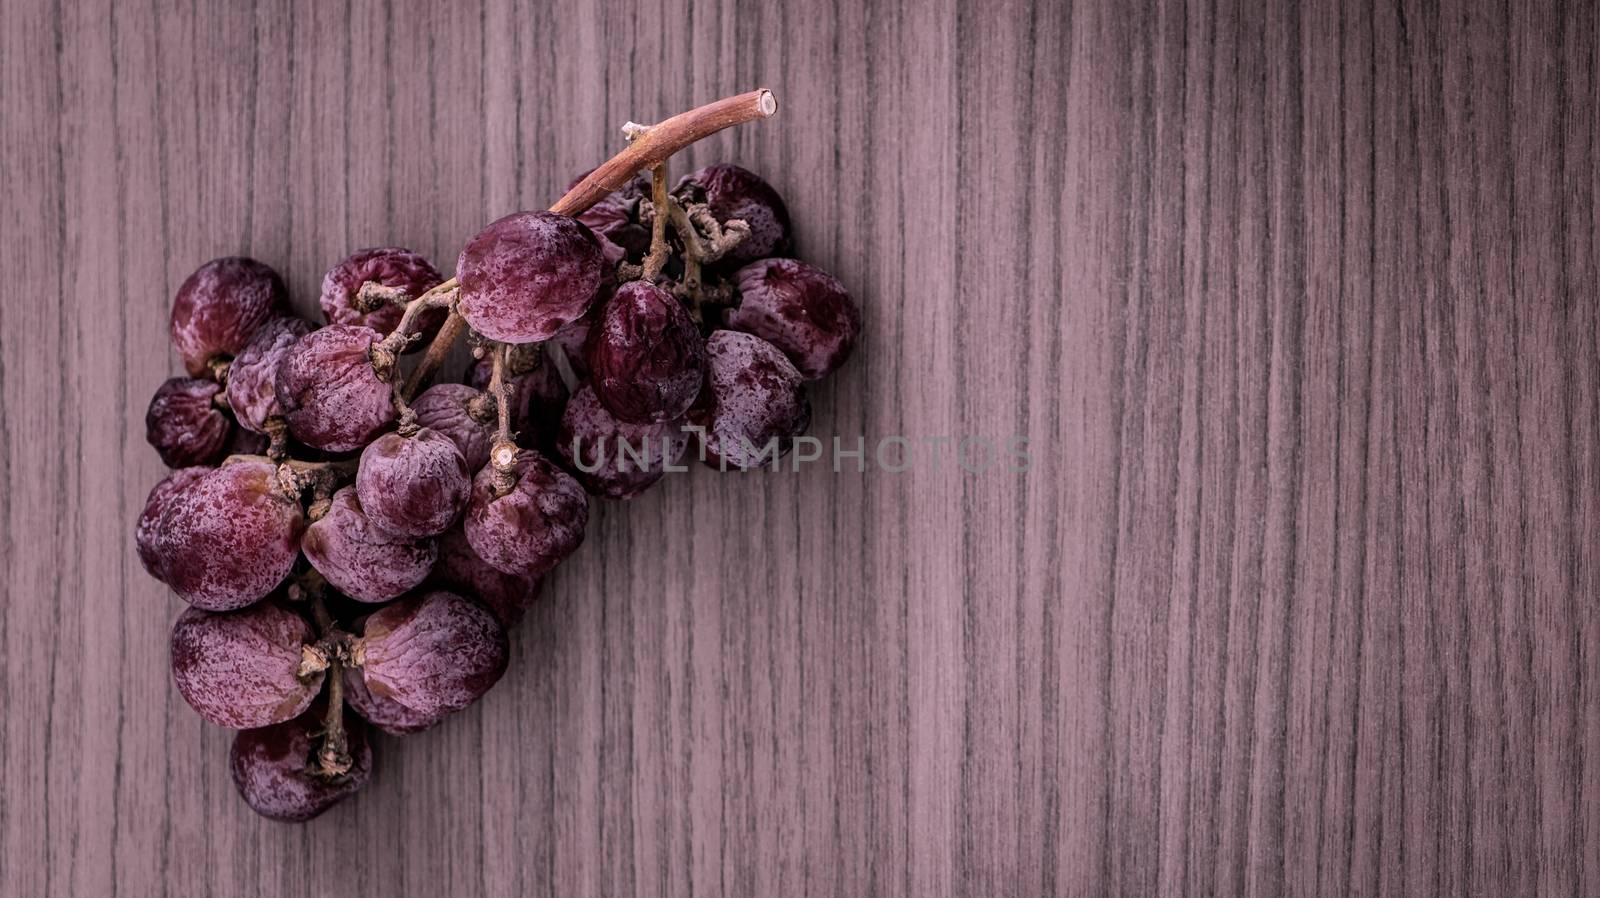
[
  {"left": 587, "top": 281, "right": 705, "bottom": 424},
  {"left": 230, "top": 708, "right": 371, "bottom": 822},
  {"left": 431, "top": 528, "right": 541, "bottom": 627},
  {"left": 456, "top": 211, "right": 604, "bottom": 343},
  {"left": 557, "top": 385, "right": 688, "bottom": 500},
  {"left": 226, "top": 317, "right": 315, "bottom": 434},
  {"left": 688, "top": 330, "right": 811, "bottom": 470},
  {"left": 155, "top": 458, "right": 305, "bottom": 610},
  {"left": 572, "top": 169, "right": 653, "bottom": 261},
  {"left": 145, "top": 377, "right": 231, "bottom": 467},
  {"left": 355, "top": 428, "right": 471, "bottom": 539},
  {"left": 170, "top": 601, "right": 323, "bottom": 729},
  {"left": 409, "top": 383, "right": 496, "bottom": 471},
  {"left": 302, "top": 487, "right": 436, "bottom": 602},
  {"left": 353, "top": 591, "right": 508, "bottom": 718},
  {"left": 170, "top": 257, "right": 289, "bottom": 377},
  {"left": 464, "top": 449, "right": 588, "bottom": 577},
  {"left": 727, "top": 258, "right": 860, "bottom": 379},
  {"left": 274, "top": 324, "right": 397, "bottom": 452},
  {"left": 342, "top": 667, "right": 444, "bottom": 735},
  {"left": 135, "top": 466, "right": 209, "bottom": 581},
  {"left": 672, "top": 164, "right": 791, "bottom": 265},
  {"left": 319, "top": 247, "right": 446, "bottom": 341}
]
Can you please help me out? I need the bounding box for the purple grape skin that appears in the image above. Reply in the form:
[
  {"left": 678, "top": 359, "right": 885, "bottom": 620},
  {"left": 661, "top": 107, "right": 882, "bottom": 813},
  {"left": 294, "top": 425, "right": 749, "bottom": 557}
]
[
  {"left": 155, "top": 458, "right": 305, "bottom": 611},
  {"left": 226, "top": 427, "right": 270, "bottom": 456},
  {"left": 170, "top": 257, "right": 290, "bottom": 377},
  {"left": 727, "top": 258, "right": 862, "bottom": 380},
  {"left": 145, "top": 377, "right": 231, "bottom": 467},
  {"left": 354, "top": 591, "right": 508, "bottom": 718},
  {"left": 464, "top": 449, "right": 588, "bottom": 577},
  {"left": 169, "top": 602, "right": 323, "bottom": 729},
  {"left": 587, "top": 281, "right": 705, "bottom": 425},
  {"left": 274, "top": 324, "right": 397, "bottom": 452},
  {"left": 355, "top": 429, "right": 471, "bottom": 539},
  {"left": 431, "top": 528, "right": 542, "bottom": 627},
  {"left": 467, "top": 356, "right": 567, "bottom": 449},
  {"left": 319, "top": 247, "right": 446, "bottom": 341},
  {"left": 343, "top": 667, "right": 444, "bottom": 735},
  {"left": 230, "top": 709, "right": 372, "bottom": 822},
  {"left": 672, "top": 164, "right": 792, "bottom": 265},
  {"left": 409, "top": 383, "right": 496, "bottom": 471},
  {"left": 302, "top": 487, "right": 437, "bottom": 603},
  {"left": 225, "top": 317, "right": 316, "bottom": 434},
  {"left": 456, "top": 211, "right": 605, "bottom": 343},
  {"left": 688, "top": 330, "right": 811, "bottom": 471},
  {"left": 135, "top": 466, "right": 209, "bottom": 581},
  {"left": 557, "top": 385, "right": 688, "bottom": 500},
  {"left": 571, "top": 170, "right": 653, "bottom": 261}
]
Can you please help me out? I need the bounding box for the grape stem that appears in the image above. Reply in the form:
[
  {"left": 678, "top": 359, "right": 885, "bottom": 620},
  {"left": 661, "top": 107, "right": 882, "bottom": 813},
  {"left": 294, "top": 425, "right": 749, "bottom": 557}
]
[
  {"left": 399, "top": 89, "right": 778, "bottom": 395},
  {"left": 487, "top": 343, "right": 519, "bottom": 496},
  {"left": 305, "top": 592, "right": 355, "bottom": 779},
  {"left": 641, "top": 162, "right": 672, "bottom": 282}
]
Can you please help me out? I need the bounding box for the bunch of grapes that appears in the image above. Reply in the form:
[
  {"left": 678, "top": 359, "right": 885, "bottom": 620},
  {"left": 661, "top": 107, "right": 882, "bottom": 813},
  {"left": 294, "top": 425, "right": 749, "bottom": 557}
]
[{"left": 133, "top": 91, "right": 862, "bottom": 821}]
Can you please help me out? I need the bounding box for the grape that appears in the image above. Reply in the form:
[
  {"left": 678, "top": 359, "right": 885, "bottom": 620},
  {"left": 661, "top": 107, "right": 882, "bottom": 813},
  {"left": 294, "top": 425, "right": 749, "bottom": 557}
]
[
  {"left": 727, "top": 258, "right": 861, "bottom": 379},
  {"left": 356, "top": 428, "right": 471, "bottom": 539},
  {"left": 464, "top": 449, "right": 588, "bottom": 577},
  {"left": 135, "top": 466, "right": 209, "bottom": 581},
  {"left": 169, "top": 601, "right": 324, "bottom": 729},
  {"left": 688, "top": 330, "right": 811, "bottom": 470},
  {"left": 170, "top": 257, "right": 290, "bottom": 377},
  {"left": 409, "top": 383, "right": 496, "bottom": 471},
  {"left": 154, "top": 458, "right": 305, "bottom": 610},
  {"left": 431, "top": 528, "right": 541, "bottom": 627},
  {"left": 145, "top": 377, "right": 231, "bottom": 467},
  {"left": 467, "top": 354, "right": 568, "bottom": 449},
  {"left": 557, "top": 385, "right": 688, "bottom": 500},
  {"left": 226, "top": 426, "right": 271, "bottom": 457},
  {"left": 230, "top": 708, "right": 371, "bottom": 822},
  {"left": 342, "top": 667, "right": 444, "bottom": 735},
  {"left": 672, "top": 164, "right": 791, "bottom": 265},
  {"left": 571, "top": 169, "right": 653, "bottom": 261},
  {"left": 550, "top": 304, "right": 599, "bottom": 379},
  {"left": 274, "top": 324, "right": 397, "bottom": 452},
  {"left": 352, "top": 591, "right": 508, "bottom": 718},
  {"left": 225, "top": 317, "right": 315, "bottom": 434},
  {"left": 302, "top": 487, "right": 437, "bottom": 602},
  {"left": 319, "top": 247, "right": 446, "bottom": 341},
  {"left": 456, "top": 211, "right": 604, "bottom": 343},
  {"left": 587, "top": 281, "right": 705, "bottom": 424}
]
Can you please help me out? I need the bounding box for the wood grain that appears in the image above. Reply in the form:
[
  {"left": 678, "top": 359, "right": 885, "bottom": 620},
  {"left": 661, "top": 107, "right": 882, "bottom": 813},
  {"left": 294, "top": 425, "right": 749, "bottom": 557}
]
[{"left": 2, "top": 0, "right": 1597, "bottom": 895}]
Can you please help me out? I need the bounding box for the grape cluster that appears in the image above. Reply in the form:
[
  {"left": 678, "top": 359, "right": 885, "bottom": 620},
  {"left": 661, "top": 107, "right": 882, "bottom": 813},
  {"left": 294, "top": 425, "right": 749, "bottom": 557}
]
[{"left": 137, "top": 129, "right": 858, "bottom": 820}]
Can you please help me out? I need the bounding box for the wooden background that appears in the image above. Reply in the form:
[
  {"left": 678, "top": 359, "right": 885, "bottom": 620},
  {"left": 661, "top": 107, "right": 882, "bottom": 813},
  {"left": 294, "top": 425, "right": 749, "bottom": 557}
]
[{"left": 3, "top": 0, "right": 1598, "bottom": 894}]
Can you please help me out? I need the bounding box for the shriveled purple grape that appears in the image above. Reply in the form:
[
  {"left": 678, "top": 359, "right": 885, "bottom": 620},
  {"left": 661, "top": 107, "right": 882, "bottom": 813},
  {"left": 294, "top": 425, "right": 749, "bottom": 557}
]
[
  {"left": 431, "top": 528, "right": 541, "bottom": 627},
  {"left": 274, "top": 324, "right": 397, "bottom": 452},
  {"left": 342, "top": 667, "right": 444, "bottom": 735},
  {"left": 225, "top": 317, "right": 315, "bottom": 434},
  {"left": 587, "top": 281, "right": 705, "bottom": 424},
  {"left": 154, "top": 458, "right": 305, "bottom": 610},
  {"left": 727, "top": 258, "right": 861, "bottom": 379},
  {"left": 672, "top": 164, "right": 791, "bottom": 265},
  {"left": 170, "top": 257, "right": 289, "bottom": 377},
  {"left": 355, "top": 428, "right": 471, "bottom": 539},
  {"left": 467, "top": 355, "right": 568, "bottom": 449},
  {"left": 456, "top": 211, "right": 604, "bottom": 343},
  {"left": 145, "top": 377, "right": 231, "bottom": 467},
  {"left": 230, "top": 709, "right": 372, "bottom": 822},
  {"left": 572, "top": 169, "right": 653, "bottom": 261},
  {"left": 353, "top": 591, "right": 508, "bottom": 718},
  {"left": 557, "top": 385, "right": 688, "bottom": 500},
  {"left": 170, "top": 602, "right": 323, "bottom": 729},
  {"left": 135, "top": 466, "right": 209, "bottom": 581},
  {"left": 302, "top": 487, "right": 436, "bottom": 602},
  {"left": 410, "top": 383, "right": 497, "bottom": 471},
  {"left": 688, "top": 330, "right": 811, "bottom": 470},
  {"left": 464, "top": 449, "right": 588, "bottom": 577},
  {"left": 319, "top": 247, "right": 446, "bottom": 340}
]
